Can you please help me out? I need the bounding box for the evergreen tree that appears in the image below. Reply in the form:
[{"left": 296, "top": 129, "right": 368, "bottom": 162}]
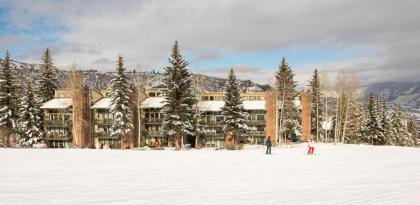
[
  {"left": 362, "top": 94, "right": 382, "bottom": 145},
  {"left": 389, "top": 106, "right": 412, "bottom": 146},
  {"left": 309, "top": 69, "right": 322, "bottom": 142},
  {"left": 18, "top": 79, "right": 43, "bottom": 147},
  {"left": 38, "top": 48, "right": 58, "bottom": 104},
  {"left": 109, "top": 55, "right": 133, "bottom": 140},
  {"left": 222, "top": 69, "right": 248, "bottom": 145},
  {"left": 275, "top": 57, "right": 300, "bottom": 143},
  {"left": 161, "top": 41, "right": 197, "bottom": 149},
  {"left": 407, "top": 118, "right": 418, "bottom": 146},
  {"left": 0, "top": 51, "right": 20, "bottom": 145},
  {"left": 379, "top": 97, "right": 392, "bottom": 145}
]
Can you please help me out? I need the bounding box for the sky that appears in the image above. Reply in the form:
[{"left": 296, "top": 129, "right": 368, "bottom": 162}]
[{"left": 0, "top": 0, "right": 419, "bottom": 88}]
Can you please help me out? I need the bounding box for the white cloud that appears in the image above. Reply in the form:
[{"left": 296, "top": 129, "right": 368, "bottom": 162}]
[{"left": 2, "top": 0, "right": 420, "bottom": 85}]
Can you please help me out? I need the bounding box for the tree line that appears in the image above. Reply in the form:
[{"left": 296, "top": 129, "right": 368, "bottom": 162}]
[{"left": 0, "top": 42, "right": 417, "bottom": 148}]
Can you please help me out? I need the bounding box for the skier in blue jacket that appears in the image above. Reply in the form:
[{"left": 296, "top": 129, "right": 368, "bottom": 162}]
[{"left": 265, "top": 136, "right": 272, "bottom": 154}]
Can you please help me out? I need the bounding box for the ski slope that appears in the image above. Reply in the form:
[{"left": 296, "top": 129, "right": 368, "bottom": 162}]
[{"left": 0, "top": 144, "right": 419, "bottom": 205}]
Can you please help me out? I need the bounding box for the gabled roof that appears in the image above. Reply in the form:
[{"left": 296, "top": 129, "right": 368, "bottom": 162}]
[
  {"left": 91, "top": 97, "right": 112, "bottom": 109},
  {"left": 40, "top": 98, "right": 72, "bottom": 109},
  {"left": 140, "top": 97, "right": 165, "bottom": 108}
]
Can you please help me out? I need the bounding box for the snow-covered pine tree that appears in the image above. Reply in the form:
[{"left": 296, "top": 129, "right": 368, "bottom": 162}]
[
  {"left": 222, "top": 69, "right": 247, "bottom": 147},
  {"left": 374, "top": 97, "right": 386, "bottom": 145},
  {"left": 18, "top": 79, "right": 43, "bottom": 147},
  {"left": 161, "top": 41, "right": 197, "bottom": 149},
  {"left": 38, "top": 48, "right": 58, "bottom": 104},
  {"left": 362, "top": 93, "right": 382, "bottom": 145},
  {"left": 0, "top": 51, "right": 20, "bottom": 146},
  {"left": 407, "top": 118, "right": 418, "bottom": 146},
  {"left": 309, "top": 69, "right": 322, "bottom": 142},
  {"left": 275, "top": 57, "right": 300, "bottom": 143},
  {"left": 389, "top": 105, "right": 412, "bottom": 146},
  {"left": 109, "top": 55, "right": 133, "bottom": 143},
  {"left": 379, "top": 97, "right": 392, "bottom": 145}
]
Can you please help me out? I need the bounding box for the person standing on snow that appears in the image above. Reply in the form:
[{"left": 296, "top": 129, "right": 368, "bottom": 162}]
[{"left": 266, "top": 136, "right": 272, "bottom": 154}]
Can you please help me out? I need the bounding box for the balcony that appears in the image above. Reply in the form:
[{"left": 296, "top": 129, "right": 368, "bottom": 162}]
[
  {"left": 95, "top": 132, "right": 119, "bottom": 139},
  {"left": 247, "top": 131, "right": 265, "bottom": 136},
  {"left": 144, "top": 118, "right": 163, "bottom": 124},
  {"left": 45, "top": 134, "right": 71, "bottom": 140},
  {"left": 44, "top": 120, "right": 70, "bottom": 127},
  {"left": 200, "top": 120, "right": 223, "bottom": 127},
  {"left": 204, "top": 132, "right": 224, "bottom": 139},
  {"left": 145, "top": 130, "right": 162, "bottom": 137},
  {"left": 94, "top": 118, "right": 113, "bottom": 125},
  {"left": 246, "top": 120, "right": 265, "bottom": 125}
]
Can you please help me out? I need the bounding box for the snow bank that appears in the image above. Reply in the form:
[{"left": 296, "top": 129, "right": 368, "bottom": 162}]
[{"left": 1, "top": 144, "right": 419, "bottom": 205}]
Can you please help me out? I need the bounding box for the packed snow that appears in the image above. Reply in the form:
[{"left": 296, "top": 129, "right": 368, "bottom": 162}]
[
  {"left": 1, "top": 144, "right": 419, "bottom": 205},
  {"left": 40, "top": 98, "right": 72, "bottom": 109}
]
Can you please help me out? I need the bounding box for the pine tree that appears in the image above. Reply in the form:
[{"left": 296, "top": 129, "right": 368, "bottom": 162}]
[
  {"left": 389, "top": 105, "right": 411, "bottom": 146},
  {"left": 362, "top": 94, "right": 382, "bottom": 145},
  {"left": 309, "top": 69, "right": 322, "bottom": 142},
  {"left": 109, "top": 55, "right": 134, "bottom": 141},
  {"left": 38, "top": 48, "right": 58, "bottom": 104},
  {"left": 407, "top": 118, "right": 418, "bottom": 146},
  {"left": 222, "top": 69, "right": 248, "bottom": 146},
  {"left": 379, "top": 97, "right": 392, "bottom": 145},
  {"left": 161, "top": 41, "right": 197, "bottom": 149},
  {"left": 0, "top": 51, "right": 20, "bottom": 146},
  {"left": 18, "top": 79, "right": 43, "bottom": 147},
  {"left": 275, "top": 57, "right": 300, "bottom": 143}
]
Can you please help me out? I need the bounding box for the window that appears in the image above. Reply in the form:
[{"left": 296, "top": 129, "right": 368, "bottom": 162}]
[{"left": 257, "top": 115, "right": 264, "bottom": 121}]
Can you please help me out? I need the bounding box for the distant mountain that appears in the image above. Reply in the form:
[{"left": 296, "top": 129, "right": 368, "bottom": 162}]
[
  {"left": 364, "top": 81, "right": 420, "bottom": 109},
  {"left": 10, "top": 60, "right": 271, "bottom": 92}
]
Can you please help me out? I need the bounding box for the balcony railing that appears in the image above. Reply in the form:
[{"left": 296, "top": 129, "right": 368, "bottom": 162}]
[
  {"left": 144, "top": 118, "right": 163, "bottom": 123},
  {"left": 44, "top": 120, "right": 70, "bottom": 127},
  {"left": 95, "top": 132, "right": 119, "bottom": 139},
  {"left": 200, "top": 120, "right": 223, "bottom": 126},
  {"left": 203, "top": 132, "right": 224, "bottom": 139},
  {"left": 246, "top": 120, "right": 265, "bottom": 125},
  {"left": 145, "top": 130, "right": 162, "bottom": 136},
  {"left": 94, "top": 119, "right": 113, "bottom": 125},
  {"left": 247, "top": 131, "right": 265, "bottom": 136},
  {"left": 45, "top": 134, "right": 71, "bottom": 140}
]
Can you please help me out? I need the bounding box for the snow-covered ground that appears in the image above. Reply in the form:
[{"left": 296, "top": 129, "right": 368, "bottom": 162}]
[{"left": 1, "top": 144, "right": 420, "bottom": 205}]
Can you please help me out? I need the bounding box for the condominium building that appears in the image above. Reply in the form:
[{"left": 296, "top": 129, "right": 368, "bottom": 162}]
[{"left": 41, "top": 88, "right": 313, "bottom": 149}]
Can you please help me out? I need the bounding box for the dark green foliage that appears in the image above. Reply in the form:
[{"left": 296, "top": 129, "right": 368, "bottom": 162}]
[
  {"left": 309, "top": 69, "right": 321, "bottom": 141},
  {"left": 109, "top": 55, "right": 133, "bottom": 138},
  {"left": 275, "top": 57, "right": 300, "bottom": 140},
  {"left": 0, "top": 51, "right": 20, "bottom": 145},
  {"left": 222, "top": 69, "right": 247, "bottom": 143},
  {"left": 38, "top": 48, "right": 58, "bottom": 104},
  {"left": 161, "top": 41, "right": 197, "bottom": 143}
]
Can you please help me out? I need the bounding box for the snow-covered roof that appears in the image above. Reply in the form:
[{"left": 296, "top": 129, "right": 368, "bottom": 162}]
[
  {"left": 243, "top": 100, "right": 266, "bottom": 110},
  {"left": 197, "top": 100, "right": 266, "bottom": 112},
  {"left": 91, "top": 97, "right": 112, "bottom": 109},
  {"left": 197, "top": 101, "right": 225, "bottom": 112},
  {"left": 40, "top": 98, "right": 72, "bottom": 109},
  {"left": 140, "top": 97, "right": 166, "bottom": 108}
]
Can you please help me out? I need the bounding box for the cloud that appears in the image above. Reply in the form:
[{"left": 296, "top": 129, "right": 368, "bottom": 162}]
[{"left": 1, "top": 0, "right": 419, "bottom": 86}]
